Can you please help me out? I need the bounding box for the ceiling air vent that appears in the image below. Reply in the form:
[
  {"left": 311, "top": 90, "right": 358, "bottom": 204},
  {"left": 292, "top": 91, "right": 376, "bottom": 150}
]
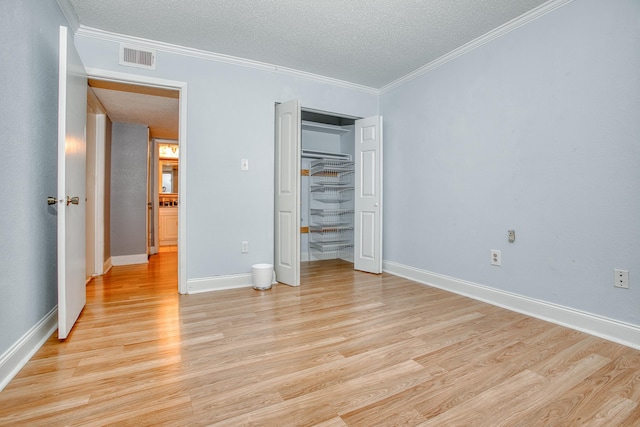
[{"left": 119, "top": 44, "right": 156, "bottom": 70}]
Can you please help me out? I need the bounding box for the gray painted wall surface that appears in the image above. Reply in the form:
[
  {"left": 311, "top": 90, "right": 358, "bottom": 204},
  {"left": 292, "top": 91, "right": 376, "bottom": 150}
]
[
  {"left": 0, "top": 0, "right": 638, "bottom": 377},
  {"left": 110, "top": 123, "right": 148, "bottom": 257},
  {"left": 75, "top": 36, "right": 378, "bottom": 279},
  {"left": 381, "top": 0, "right": 640, "bottom": 326},
  {"left": 0, "top": 0, "right": 69, "bottom": 356}
]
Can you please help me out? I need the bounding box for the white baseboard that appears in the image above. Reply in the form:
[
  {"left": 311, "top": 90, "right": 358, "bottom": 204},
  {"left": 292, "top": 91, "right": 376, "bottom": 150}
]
[
  {"left": 0, "top": 307, "right": 57, "bottom": 392},
  {"left": 103, "top": 257, "right": 112, "bottom": 274},
  {"left": 383, "top": 261, "right": 640, "bottom": 350},
  {"left": 187, "top": 273, "right": 253, "bottom": 293},
  {"left": 188, "top": 271, "right": 278, "bottom": 294},
  {"left": 111, "top": 254, "right": 148, "bottom": 266}
]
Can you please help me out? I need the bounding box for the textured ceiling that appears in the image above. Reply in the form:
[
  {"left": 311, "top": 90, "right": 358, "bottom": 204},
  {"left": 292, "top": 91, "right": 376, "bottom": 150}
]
[
  {"left": 69, "top": 0, "right": 550, "bottom": 89},
  {"left": 88, "top": 80, "right": 179, "bottom": 139},
  {"left": 74, "top": 0, "right": 552, "bottom": 138}
]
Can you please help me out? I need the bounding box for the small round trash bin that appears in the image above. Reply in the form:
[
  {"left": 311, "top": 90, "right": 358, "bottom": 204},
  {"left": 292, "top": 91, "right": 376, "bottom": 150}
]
[{"left": 252, "top": 263, "right": 273, "bottom": 290}]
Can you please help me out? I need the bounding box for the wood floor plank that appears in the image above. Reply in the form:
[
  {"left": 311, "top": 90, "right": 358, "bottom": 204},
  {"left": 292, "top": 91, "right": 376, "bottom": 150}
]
[
  {"left": 0, "top": 253, "right": 638, "bottom": 426},
  {"left": 418, "top": 369, "right": 549, "bottom": 426},
  {"left": 516, "top": 351, "right": 640, "bottom": 425},
  {"left": 342, "top": 322, "right": 563, "bottom": 424}
]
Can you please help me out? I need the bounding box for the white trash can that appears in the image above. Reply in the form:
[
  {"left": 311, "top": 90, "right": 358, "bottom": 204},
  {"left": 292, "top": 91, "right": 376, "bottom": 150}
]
[{"left": 252, "top": 263, "right": 273, "bottom": 290}]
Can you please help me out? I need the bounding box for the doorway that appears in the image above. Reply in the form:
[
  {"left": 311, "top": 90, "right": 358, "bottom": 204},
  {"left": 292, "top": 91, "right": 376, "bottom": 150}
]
[
  {"left": 274, "top": 99, "right": 383, "bottom": 287},
  {"left": 155, "top": 139, "right": 180, "bottom": 253},
  {"left": 84, "top": 70, "right": 188, "bottom": 294}
]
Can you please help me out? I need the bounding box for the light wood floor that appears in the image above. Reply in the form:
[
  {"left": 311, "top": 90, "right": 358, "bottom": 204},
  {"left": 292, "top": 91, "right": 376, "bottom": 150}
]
[{"left": 1, "top": 254, "right": 639, "bottom": 426}]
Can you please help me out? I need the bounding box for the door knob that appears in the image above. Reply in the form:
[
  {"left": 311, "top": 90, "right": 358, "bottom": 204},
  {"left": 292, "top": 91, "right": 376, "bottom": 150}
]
[
  {"left": 66, "top": 196, "right": 80, "bottom": 206},
  {"left": 47, "top": 197, "right": 58, "bottom": 205}
]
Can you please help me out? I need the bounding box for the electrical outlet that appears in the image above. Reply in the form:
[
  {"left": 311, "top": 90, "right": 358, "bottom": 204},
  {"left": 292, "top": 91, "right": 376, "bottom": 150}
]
[
  {"left": 241, "top": 241, "right": 249, "bottom": 253},
  {"left": 490, "top": 249, "right": 501, "bottom": 266},
  {"left": 614, "top": 269, "right": 629, "bottom": 289}
]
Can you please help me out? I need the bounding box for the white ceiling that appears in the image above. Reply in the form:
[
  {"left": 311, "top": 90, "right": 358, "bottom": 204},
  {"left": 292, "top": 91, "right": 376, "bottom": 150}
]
[
  {"left": 72, "top": 0, "right": 552, "bottom": 137},
  {"left": 88, "top": 80, "right": 180, "bottom": 139},
  {"left": 90, "top": 88, "right": 178, "bottom": 139}
]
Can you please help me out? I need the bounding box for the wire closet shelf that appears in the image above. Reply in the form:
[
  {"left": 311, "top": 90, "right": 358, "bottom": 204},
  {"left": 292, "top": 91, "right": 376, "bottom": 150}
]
[
  {"left": 310, "top": 159, "right": 355, "bottom": 186},
  {"left": 307, "top": 158, "right": 355, "bottom": 262}
]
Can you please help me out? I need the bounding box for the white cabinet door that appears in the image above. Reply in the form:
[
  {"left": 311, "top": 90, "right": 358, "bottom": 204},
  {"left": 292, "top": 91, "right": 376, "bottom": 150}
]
[
  {"left": 57, "top": 26, "right": 87, "bottom": 339},
  {"left": 274, "top": 100, "right": 301, "bottom": 286},
  {"left": 354, "top": 116, "right": 383, "bottom": 274},
  {"left": 159, "top": 208, "right": 178, "bottom": 245}
]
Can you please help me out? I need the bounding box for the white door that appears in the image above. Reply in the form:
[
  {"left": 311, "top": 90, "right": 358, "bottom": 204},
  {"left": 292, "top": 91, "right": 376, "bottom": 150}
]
[
  {"left": 354, "top": 116, "right": 383, "bottom": 274},
  {"left": 274, "top": 100, "right": 301, "bottom": 286},
  {"left": 57, "top": 26, "right": 88, "bottom": 339}
]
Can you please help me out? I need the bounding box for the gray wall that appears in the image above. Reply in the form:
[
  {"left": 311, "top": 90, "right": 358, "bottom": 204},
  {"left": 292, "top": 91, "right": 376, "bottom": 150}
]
[
  {"left": 110, "top": 123, "right": 148, "bottom": 257},
  {"left": 0, "top": 0, "right": 69, "bottom": 356},
  {"left": 380, "top": 0, "right": 640, "bottom": 326},
  {"left": 75, "top": 34, "right": 379, "bottom": 279},
  {"left": 6, "top": 0, "right": 634, "bottom": 375}
]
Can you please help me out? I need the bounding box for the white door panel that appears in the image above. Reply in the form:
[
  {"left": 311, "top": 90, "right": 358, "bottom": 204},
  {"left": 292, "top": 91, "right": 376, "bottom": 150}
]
[
  {"left": 278, "top": 212, "right": 293, "bottom": 267},
  {"left": 274, "top": 100, "right": 300, "bottom": 286},
  {"left": 58, "top": 26, "right": 87, "bottom": 339},
  {"left": 359, "top": 211, "right": 375, "bottom": 259},
  {"left": 354, "top": 116, "right": 383, "bottom": 274}
]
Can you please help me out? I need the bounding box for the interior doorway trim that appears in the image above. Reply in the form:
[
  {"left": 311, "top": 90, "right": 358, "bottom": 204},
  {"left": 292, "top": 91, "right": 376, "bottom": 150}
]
[{"left": 85, "top": 67, "right": 188, "bottom": 295}]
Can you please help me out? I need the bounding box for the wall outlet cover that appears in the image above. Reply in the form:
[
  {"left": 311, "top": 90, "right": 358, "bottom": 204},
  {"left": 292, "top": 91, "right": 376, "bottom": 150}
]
[
  {"left": 491, "top": 249, "right": 501, "bottom": 266},
  {"left": 614, "top": 269, "right": 629, "bottom": 289}
]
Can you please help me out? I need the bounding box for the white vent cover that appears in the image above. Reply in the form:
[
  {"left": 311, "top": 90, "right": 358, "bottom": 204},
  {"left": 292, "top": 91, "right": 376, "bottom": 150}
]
[{"left": 119, "top": 44, "right": 156, "bottom": 70}]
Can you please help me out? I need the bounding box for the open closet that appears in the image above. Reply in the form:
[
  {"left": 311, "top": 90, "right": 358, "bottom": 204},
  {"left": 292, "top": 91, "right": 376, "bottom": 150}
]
[
  {"left": 275, "top": 99, "right": 383, "bottom": 287},
  {"left": 301, "top": 115, "right": 355, "bottom": 264}
]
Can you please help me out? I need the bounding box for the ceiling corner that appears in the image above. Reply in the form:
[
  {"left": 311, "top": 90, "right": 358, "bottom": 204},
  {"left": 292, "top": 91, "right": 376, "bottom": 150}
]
[{"left": 56, "top": 0, "right": 81, "bottom": 33}]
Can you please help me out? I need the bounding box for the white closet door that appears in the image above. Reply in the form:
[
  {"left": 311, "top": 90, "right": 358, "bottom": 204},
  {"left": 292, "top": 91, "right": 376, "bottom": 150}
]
[
  {"left": 354, "top": 116, "right": 383, "bottom": 274},
  {"left": 57, "top": 26, "right": 88, "bottom": 339},
  {"left": 274, "top": 100, "right": 301, "bottom": 286}
]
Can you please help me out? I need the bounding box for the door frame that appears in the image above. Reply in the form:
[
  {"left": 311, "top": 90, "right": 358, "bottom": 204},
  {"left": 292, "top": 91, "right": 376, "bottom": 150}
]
[
  {"left": 86, "top": 68, "right": 189, "bottom": 294},
  {"left": 86, "top": 88, "right": 107, "bottom": 276},
  {"left": 153, "top": 138, "right": 179, "bottom": 250}
]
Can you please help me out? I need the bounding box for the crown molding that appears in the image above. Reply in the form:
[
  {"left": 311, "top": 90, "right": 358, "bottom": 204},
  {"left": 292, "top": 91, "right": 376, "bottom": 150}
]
[
  {"left": 76, "top": 26, "right": 379, "bottom": 95},
  {"left": 55, "top": 0, "right": 80, "bottom": 33},
  {"left": 69, "top": 0, "right": 573, "bottom": 96},
  {"left": 380, "top": 0, "right": 575, "bottom": 94}
]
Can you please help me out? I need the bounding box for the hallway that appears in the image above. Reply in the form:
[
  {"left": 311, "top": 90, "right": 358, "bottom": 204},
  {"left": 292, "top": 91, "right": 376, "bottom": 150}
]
[{"left": 87, "top": 251, "right": 178, "bottom": 304}]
